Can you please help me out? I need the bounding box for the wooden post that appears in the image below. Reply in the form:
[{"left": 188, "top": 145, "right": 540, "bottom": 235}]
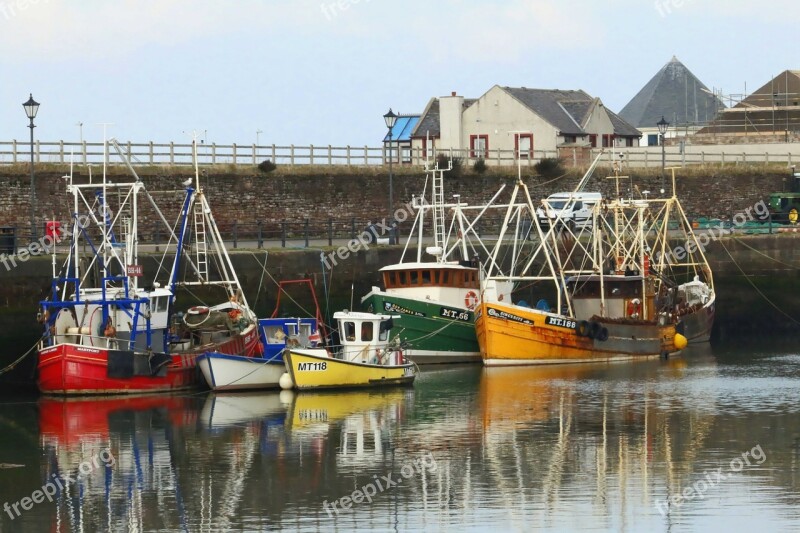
[
  {"left": 59, "top": 140, "right": 64, "bottom": 163},
  {"left": 364, "top": 145, "right": 368, "bottom": 166},
  {"left": 309, "top": 144, "right": 314, "bottom": 165},
  {"left": 149, "top": 141, "right": 154, "bottom": 164},
  {"left": 271, "top": 144, "right": 276, "bottom": 165},
  {"left": 212, "top": 143, "right": 217, "bottom": 164},
  {"left": 253, "top": 144, "right": 257, "bottom": 165},
  {"left": 232, "top": 143, "right": 237, "bottom": 166},
  {"left": 328, "top": 145, "right": 332, "bottom": 166},
  {"left": 346, "top": 145, "right": 351, "bottom": 167},
  {"left": 11, "top": 140, "right": 16, "bottom": 164},
  {"left": 290, "top": 144, "right": 295, "bottom": 167},
  {"left": 170, "top": 142, "right": 174, "bottom": 165},
  {"left": 83, "top": 141, "right": 88, "bottom": 164}
]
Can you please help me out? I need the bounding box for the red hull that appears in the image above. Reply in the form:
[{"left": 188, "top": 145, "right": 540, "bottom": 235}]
[{"left": 37, "top": 326, "right": 261, "bottom": 395}]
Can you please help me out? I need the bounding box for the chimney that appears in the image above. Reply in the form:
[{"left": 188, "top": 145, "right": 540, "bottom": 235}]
[{"left": 439, "top": 92, "right": 465, "bottom": 150}]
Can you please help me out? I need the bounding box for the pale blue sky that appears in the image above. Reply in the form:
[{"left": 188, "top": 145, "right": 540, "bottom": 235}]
[{"left": 1, "top": 0, "right": 797, "bottom": 146}]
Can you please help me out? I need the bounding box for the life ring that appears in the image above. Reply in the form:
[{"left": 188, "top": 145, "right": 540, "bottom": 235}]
[
  {"left": 464, "top": 290, "right": 479, "bottom": 310},
  {"left": 627, "top": 298, "right": 641, "bottom": 319},
  {"left": 187, "top": 306, "right": 210, "bottom": 316}
]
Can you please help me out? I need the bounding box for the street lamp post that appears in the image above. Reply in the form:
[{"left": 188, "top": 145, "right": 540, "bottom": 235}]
[
  {"left": 384, "top": 108, "right": 397, "bottom": 244},
  {"left": 23, "top": 94, "right": 40, "bottom": 241},
  {"left": 657, "top": 115, "right": 669, "bottom": 194}
]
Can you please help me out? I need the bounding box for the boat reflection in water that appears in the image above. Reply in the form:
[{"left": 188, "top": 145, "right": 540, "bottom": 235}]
[{"left": 10, "top": 345, "right": 800, "bottom": 531}]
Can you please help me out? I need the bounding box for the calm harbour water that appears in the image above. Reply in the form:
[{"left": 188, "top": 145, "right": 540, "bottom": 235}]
[{"left": 1, "top": 341, "right": 799, "bottom": 532}]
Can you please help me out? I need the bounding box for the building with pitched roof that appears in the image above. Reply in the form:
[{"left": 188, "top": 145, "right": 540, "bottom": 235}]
[
  {"left": 382, "top": 114, "right": 420, "bottom": 164},
  {"left": 619, "top": 56, "right": 724, "bottom": 145},
  {"left": 406, "top": 86, "right": 640, "bottom": 165},
  {"left": 695, "top": 70, "right": 800, "bottom": 143}
]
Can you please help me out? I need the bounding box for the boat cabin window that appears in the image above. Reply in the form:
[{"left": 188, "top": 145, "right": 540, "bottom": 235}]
[
  {"left": 343, "top": 321, "right": 356, "bottom": 341},
  {"left": 570, "top": 279, "right": 641, "bottom": 298},
  {"left": 409, "top": 271, "right": 419, "bottom": 285},
  {"left": 151, "top": 297, "right": 168, "bottom": 312},
  {"left": 379, "top": 319, "right": 392, "bottom": 341},
  {"left": 287, "top": 323, "right": 298, "bottom": 336},
  {"left": 299, "top": 323, "right": 312, "bottom": 338},
  {"left": 263, "top": 325, "right": 287, "bottom": 344},
  {"left": 422, "top": 270, "right": 431, "bottom": 285},
  {"left": 361, "top": 322, "right": 374, "bottom": 342}
]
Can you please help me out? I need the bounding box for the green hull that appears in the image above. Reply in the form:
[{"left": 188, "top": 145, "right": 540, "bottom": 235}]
[{"left": 362, "top": 291, "right": 480, "bottom": 364}]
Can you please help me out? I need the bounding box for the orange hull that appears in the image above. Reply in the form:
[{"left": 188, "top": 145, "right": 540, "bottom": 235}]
[{"left": 475, "top": 301, "right": 676, "bottom": 366}]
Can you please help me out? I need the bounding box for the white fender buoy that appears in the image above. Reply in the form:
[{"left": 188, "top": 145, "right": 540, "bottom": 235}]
[
  {"left": 279, "top": 372, "right": 294, "bottom": 390},
  {"left": 278, "top": 389, "right": 295, "bottom": 406}
]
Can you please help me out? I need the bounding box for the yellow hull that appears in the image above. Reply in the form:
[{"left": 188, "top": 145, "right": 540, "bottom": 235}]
[
  {"left": 288, "top": 389, "right": 408, "bottom": 431},
  {"left": 475, "top": 301, "right": 677, "bottom": 366},
  {"left": 285, "top": 349, "right": 416, "bottom": 390}
]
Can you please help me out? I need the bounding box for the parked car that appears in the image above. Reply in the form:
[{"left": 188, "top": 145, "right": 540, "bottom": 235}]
[{"left": 536, "top": 192, "right": 602, "bottom": 229}]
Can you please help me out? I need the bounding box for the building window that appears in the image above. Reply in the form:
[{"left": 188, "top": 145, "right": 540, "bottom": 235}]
[
  {"left": 648, "top": 134, "right": 658, "bottom": 146},
  {"left": 563, "top": 135, "right": 577, "bottom": 144},
  {"left": 469, "top": 134, "right": 489, "bottom": 159},
  {"left": 401, "top": 146, "right": 411, "bottom": 164},
  {"left": 602, "top": 134, "right": 613, "bottom": 148},
  {"left": 589, "top": 134, "right": 597, "bottom": 148},
  {"left": 515, "top": 134, "right": 533, "bottom": 159},
  {"left": 626, "top": 137, "right": 634, "bottom": 147}
]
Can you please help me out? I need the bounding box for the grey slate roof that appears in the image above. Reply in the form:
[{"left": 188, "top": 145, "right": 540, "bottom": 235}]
[
  {"left": 619, "top": 56, "right": 724, "bottom": 128},
  {"left": 503, "top": 87, "right": 591, "bottom": 135},
  {"left": 410, "top": 97, "right": 477, "bottom": 138},
  {"left": 503, "top": 87, "right": 640, "bottom": 137},
  {"left": 607, "top": 108, "right": 641, "bottom": 137}
]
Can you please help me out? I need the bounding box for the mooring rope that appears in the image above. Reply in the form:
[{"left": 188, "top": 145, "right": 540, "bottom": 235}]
[{"left": 719, "top": 239, "right": 800, "bottom": 327}]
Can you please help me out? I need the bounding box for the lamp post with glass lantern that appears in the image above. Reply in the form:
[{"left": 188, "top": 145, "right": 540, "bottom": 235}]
[
  {"left": 23, "top": 94, "right": 40, "bottom": 241},
  {"left": 657, "top": 115, "right": 669, "bottom": 194},
  {"left": 383, "top": 109, "right": 397, "bottom": 244}
]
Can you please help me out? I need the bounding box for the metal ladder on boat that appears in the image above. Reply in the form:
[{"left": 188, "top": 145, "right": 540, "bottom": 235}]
[
  {"left": 193, "top": 203, "right": 209, "bottom": 282},
  {"left": 432, "top": 167, "right": 446, "bottom": 249}
]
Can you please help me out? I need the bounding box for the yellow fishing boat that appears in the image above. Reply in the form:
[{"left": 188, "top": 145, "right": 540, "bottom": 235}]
[{"left": 282, "top": 311, "right": 417, "bottom": 390}]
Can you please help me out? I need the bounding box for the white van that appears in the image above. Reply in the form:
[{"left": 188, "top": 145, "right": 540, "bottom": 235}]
[{"left": 536, "top": 192, "right": 602, "bottom": 229}]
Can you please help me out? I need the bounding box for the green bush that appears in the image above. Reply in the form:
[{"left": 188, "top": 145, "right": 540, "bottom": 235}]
[
  {"left": 534, "top": 157, "right": 564, "bottom": 178},
  {"left": 473, "top": 158, "right": 487, "bottom": 174},
  {"left": 258, "top": 159, "right": 277, "bottom": 173},
  {"left": 436, "top": 153, "right": 463, "bottom": 177}
]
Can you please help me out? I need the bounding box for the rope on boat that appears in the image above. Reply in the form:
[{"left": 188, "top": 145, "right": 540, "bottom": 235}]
[
  {"left": 718, "top": 239, "right": 800, "bottom": 327},
  {"left": 731, "top": 236, "right": 800, "bottom": 270},
  {"left": 0, "top": 336, "right": 44, "bottom": 376},
  {"left": 251, "top": 251, "right": 269, "bottom": 310}
]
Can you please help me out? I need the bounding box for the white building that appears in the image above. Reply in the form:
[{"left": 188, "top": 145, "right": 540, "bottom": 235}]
[{"left": 408, "top": 86, "right": 641, "bottom": 166}]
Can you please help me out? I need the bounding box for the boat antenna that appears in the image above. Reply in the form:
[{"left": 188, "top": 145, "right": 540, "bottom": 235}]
[{"left": 350, "top": 282, "right": 354, "bottom": 312}]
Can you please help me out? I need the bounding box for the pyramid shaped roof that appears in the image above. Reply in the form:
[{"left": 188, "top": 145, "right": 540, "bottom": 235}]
[{"left": 619, "top": 56, "right": 724, "bottom": 128}]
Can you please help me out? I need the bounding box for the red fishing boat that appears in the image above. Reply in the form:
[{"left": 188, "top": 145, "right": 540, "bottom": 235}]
[{"left": 36, "top": 138, "right": 261, "bottom": 394}]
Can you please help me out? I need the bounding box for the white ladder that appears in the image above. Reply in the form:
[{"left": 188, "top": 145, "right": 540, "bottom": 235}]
[
  {"left": 432, "top": 168, "right": 446, "bottom": 249},
  {"left": 193, "top": 204, "right": 208, "bottom": 282}
]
